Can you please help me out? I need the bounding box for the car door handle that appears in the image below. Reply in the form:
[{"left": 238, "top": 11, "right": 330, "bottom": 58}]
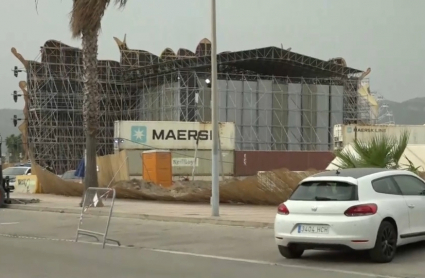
[{"left": 408, "top": 204, "right": 415, "bottom": 209}]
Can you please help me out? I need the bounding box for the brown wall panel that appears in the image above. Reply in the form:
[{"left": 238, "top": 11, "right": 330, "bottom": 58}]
[{"left": 234, "top": 151, "right": 335, "bottom": 176}]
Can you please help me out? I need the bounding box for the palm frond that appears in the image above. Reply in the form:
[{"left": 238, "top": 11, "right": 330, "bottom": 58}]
[
  {"left": 34, "top": 1, "right": 128, "bottom": 37},
  {"left": 114, "top": 0, "right": 128, "bottom": 8},
  {"left": 389, "top": 130, "right": 410, "bottom": 167},
  {"left": 332, "top": 147, "right": 362, "bottom": 169},
  {"left": 351, "top": 134, "right": 393, "bottom": 168},
  {"left": 333, "top": 129, "right": 411, "bottom": 170},
  {"left": 402, "top": 155, "right": 422, "bottom": 174},
  {"left": 69, "top": 0, "right": 129, "bottom": 38}
]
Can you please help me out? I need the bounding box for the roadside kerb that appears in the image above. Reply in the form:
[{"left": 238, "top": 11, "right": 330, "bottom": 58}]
[{"left": 5, "top": 204, "right": 273, "bottom": 229}]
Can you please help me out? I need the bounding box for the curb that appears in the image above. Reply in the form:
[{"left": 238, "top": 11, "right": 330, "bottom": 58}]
[{"left": 5, "top": 204, "right": 273, "bottom": 229}]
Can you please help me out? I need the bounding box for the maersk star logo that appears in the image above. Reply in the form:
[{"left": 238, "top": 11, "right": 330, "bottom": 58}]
[{"left": 131, "top": 126, "right": 147, "bottom": 144}]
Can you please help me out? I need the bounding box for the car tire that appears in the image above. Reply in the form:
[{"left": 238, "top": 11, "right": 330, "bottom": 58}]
[
  {"left": 0, "top": 185, "right": 5, "bottom": 208},
  {"left": 278, "top": 245, "right": 304, "bottom": 259},
  {"left": 368, "top": 221, "right": 397, "bottom": 263}
]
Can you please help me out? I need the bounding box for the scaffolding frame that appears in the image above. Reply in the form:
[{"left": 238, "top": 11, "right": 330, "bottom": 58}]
[
  {"left": 25, "top": 40, "right": 139, "bottom": 174},
  {"left": 135, "top": 71, "right": 373, "bottom": 151},
  {"left": 18, "top": 38, "right": 371, "bottom": 173}
]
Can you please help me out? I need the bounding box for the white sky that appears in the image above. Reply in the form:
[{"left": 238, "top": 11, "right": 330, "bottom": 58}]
[{"left": 1, "top": 0, "right": 424, "bottom": 109}]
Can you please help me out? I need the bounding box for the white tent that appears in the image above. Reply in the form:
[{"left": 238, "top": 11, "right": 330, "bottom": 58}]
[{"left": 326, "top": 144, "right": 425, "bottom": 171}]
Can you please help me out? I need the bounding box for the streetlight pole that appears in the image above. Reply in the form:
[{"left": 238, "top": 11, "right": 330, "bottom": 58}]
[{"left": 210, "top": 0, "right": 219, "bottom": 216}]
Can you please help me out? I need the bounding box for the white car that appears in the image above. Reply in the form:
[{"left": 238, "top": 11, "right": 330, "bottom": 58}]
[
  {"left": 2, "top": 166, "right": 31, "bottom": 187},
  {"left": 274, "top": 168, "right": 425, "bottom": 263}
]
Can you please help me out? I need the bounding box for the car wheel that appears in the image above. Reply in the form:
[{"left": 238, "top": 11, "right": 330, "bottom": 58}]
[
  {"left": 278, "top": 245, "right": 304, "bottom": 259},
  {"left": 0, "top": 185, "right": 5, "bottom": 208},
  {"left": 368, "top": 221, "right": 397, "bottom": 263}
]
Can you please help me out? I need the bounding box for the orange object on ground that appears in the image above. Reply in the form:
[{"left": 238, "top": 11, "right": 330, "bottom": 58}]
[{"left": 142, "top": 150, "right": 172, "bottom": 187}]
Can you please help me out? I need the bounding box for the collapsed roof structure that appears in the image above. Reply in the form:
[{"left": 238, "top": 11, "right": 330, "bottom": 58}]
[{"left": 12, "top": 36, "right": 373, "bottom": 173}]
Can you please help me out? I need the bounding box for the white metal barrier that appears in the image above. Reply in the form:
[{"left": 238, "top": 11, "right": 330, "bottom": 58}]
[{"left": 75, "top": 187, "right": 120, "bottom": 248}]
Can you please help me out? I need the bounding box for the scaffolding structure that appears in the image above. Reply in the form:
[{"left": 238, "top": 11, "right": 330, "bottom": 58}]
[
  {"left": 15, "top": 37, "right": 373, "bottom": 173},
  {"left": 133, "top": 71, "right": 372, "bottom": 151},
  {"left": 24, "top": 40, "right": 138, "bottom": 174}
]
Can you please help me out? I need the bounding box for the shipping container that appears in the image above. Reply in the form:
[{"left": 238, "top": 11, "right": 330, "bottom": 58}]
[
  {"left": 124, "top": 149, "right": 234, "bottom": 176},
  {"left": 170, "top": 150, "right": 234, "bottom": 176},
  {"left": 114, "top": 121, "right": 235, "bottom": 151},
  {"left": 333, "top": 124, "right": 425, "bottom": 149},
  {"left": 234, "top": 151, "right": 334, "bottom": 176}
]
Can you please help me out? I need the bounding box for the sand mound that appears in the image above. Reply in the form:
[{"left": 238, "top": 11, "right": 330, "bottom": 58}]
[{"left": 34, "top": 161, "right": 318, "bottom": 205}]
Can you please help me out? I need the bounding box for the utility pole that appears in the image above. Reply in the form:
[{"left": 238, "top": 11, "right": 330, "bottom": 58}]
[
  {"left": 210, "top": 0, "right": 219, "bottom": 216},
  {"left": 0, "top": 134, "right": 3, "bottom": 188}
]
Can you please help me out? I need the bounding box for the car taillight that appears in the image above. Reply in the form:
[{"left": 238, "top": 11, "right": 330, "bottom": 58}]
[
  {"left": 344, "top": 204, "right": 377, "bottom": 216},
  {"left": 277, "top": 203, "right": 289, "bottom": 215}
]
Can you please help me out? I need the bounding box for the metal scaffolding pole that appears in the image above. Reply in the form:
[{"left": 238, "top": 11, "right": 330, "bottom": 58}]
[{"left": 210, "top": 0, "right": 219, "bottom": 217}]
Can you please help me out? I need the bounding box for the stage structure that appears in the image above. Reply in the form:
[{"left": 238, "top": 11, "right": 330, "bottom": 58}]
[
  {"left": 12, "top": 37, "right": 375, "bottom": 173},
  {"left": 120, "top": 37, "right": 376, "bottom": 151}
]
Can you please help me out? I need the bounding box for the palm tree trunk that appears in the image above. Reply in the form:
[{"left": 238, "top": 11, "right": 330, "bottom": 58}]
[{"left": 81, "top": 29, "right": 100, "bottom": 206}]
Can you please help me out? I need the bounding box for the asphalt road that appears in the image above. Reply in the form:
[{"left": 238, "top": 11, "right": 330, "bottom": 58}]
[
  {"left": 1, "top": 210, "right": 425, "bottom": 278},
  {"left": 1, "top": 236, "right": 376, "bottom": 278}
]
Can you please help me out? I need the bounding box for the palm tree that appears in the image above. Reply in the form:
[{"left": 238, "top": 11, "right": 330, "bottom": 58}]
[
  {"left": 35, "top": 0, "right": 128, "bottom": 205},
  {"left": 333, "top": 130, "right": 411, "bottom": 170},
  {"left": 5, "top": 134, "right": 24, "bottom": 162}
]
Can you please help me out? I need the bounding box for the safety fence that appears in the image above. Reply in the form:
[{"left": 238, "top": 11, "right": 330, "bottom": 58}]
[{"left": 75, "top": 187, "right": 120, "bottom": 248}]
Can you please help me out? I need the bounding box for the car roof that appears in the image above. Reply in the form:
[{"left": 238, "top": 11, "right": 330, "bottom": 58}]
[{"left": 311, "top": 168, "right": 394, "bottom": 179}]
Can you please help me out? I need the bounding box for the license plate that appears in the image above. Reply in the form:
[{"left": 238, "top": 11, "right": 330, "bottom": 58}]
[{"left": 298, "top": 225, "right": 329, "bottom": 234}]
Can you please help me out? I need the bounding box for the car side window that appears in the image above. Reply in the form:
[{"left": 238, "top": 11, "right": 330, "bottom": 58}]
[
  {"left": 372, "top": 177, "right": 400, "bottom": 195},
  {"left": 392, "top": 175, "right": 425, "bottom": 196}
]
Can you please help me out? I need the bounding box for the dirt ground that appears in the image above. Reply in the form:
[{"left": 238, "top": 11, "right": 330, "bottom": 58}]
[
  {"left": 113, "top": 179, "right": 215, "bottom": 194},
  {"left": 108, "top": 170, "right": 315, "bottom": 205},
  {"left": 33, "top": 160, "right": 318, "bottom": 205}
]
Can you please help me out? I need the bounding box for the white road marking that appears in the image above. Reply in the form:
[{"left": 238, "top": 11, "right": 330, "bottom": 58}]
[
  {"left": 145, "top": 248, "right": 400, "bottom": 278},
  {"left": 73, "top": 241, "right": 401, "bottom": 278},
  {"left": 0, "top": 222, "right": 19, "bottom": 225},
  {"left": 0, "top": 233, "right": 402, "bottom": 278}
]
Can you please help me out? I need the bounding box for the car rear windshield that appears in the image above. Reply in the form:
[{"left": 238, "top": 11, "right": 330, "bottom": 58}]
[
  {"left": 3, "top": 167, "right": 28, "bottom": 176},
  {"left": 289, "top": 181, "right": 358, "bottom": 201},
  {"left": 62, "top": 170, "right": 77, "bottom": 179}
]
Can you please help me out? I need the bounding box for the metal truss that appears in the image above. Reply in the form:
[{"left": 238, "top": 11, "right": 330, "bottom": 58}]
[{"left": 122, "top": 47, "right": 363, "bottom": 80}]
